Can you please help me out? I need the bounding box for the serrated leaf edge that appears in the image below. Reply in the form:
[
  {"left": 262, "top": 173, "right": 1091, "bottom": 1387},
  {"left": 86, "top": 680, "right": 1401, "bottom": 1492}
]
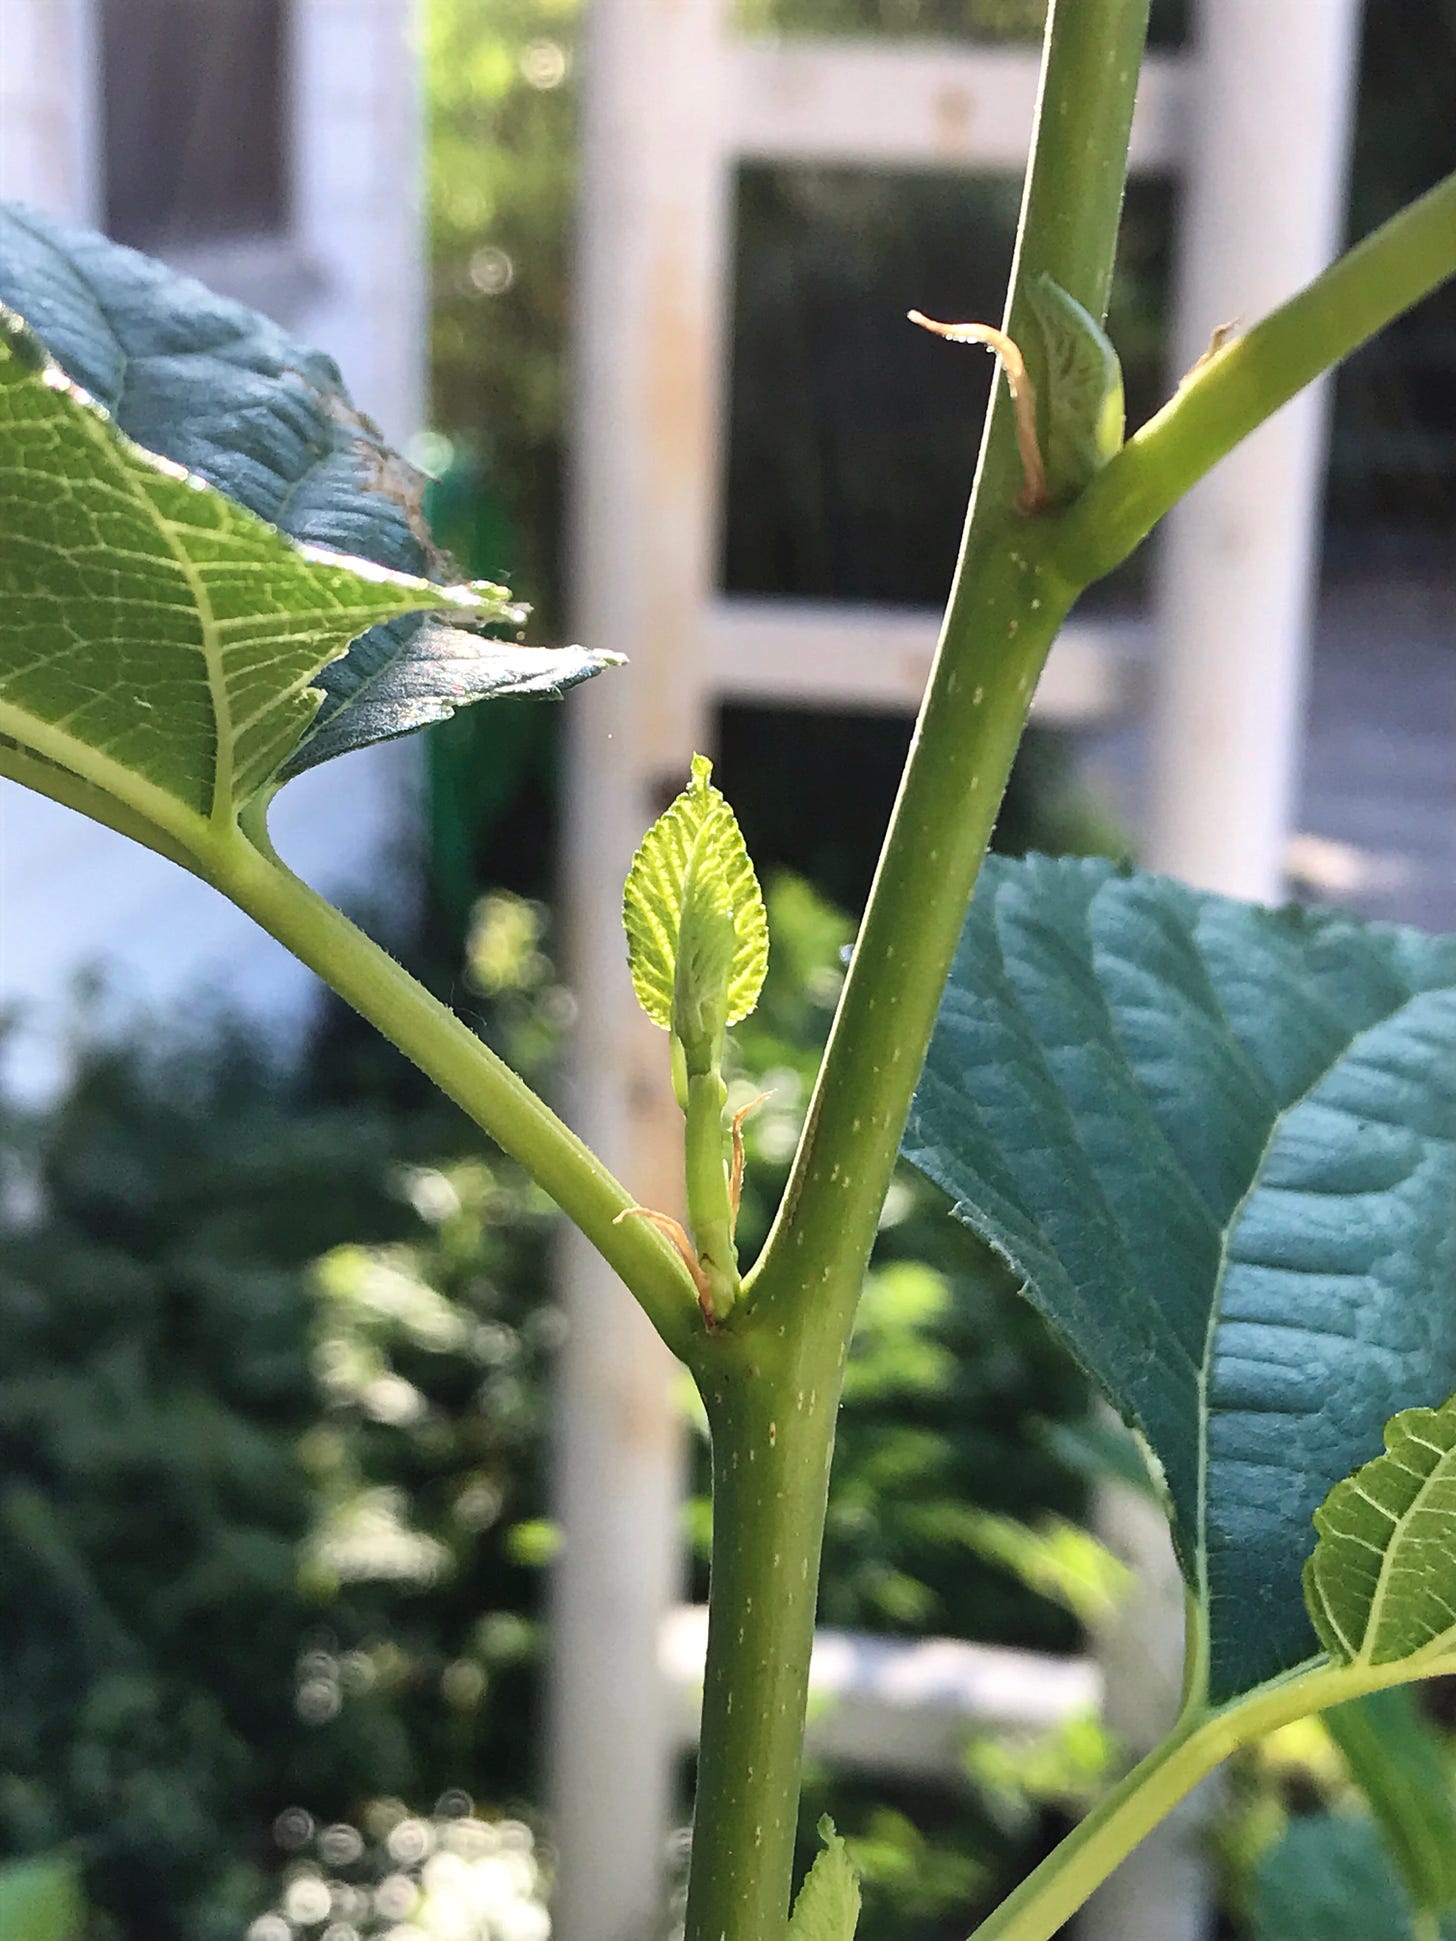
[
  {"left": 1305, "top": 1393, "right": 1456, "bottom": 1671},
  {"left": 622, "top": 755, "right": 767, "bottom": 1034}
]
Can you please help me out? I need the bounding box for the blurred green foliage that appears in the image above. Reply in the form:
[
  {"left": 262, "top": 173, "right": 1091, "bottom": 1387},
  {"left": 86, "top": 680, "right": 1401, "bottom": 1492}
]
[
  {"left": 0, "top": 984, "right": 559, "bottom": 1940},
  {"left": 0, "top": 874, "right": 1106, "bottom": 1941}
]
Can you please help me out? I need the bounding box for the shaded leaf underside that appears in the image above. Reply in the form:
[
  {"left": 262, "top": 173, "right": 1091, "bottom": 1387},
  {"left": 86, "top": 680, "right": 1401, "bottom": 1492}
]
[
  {"left": 0, "top": 314, "right": 463, "bottom": 820},
  {"left": 904, "top": 856, "right": 1456, "bottom": 1703},
  {"left": 0, "top": 203, "right": 609, "bottom": 780}
]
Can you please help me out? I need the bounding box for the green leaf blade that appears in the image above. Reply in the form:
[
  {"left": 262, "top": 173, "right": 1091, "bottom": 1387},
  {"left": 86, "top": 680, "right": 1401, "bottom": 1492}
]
[
  {"left": 623, "top": 754, "right": 768, "bottom": 1040},
  {"left": 0, "top": 202, "right": 617, "bottom": 782},
  {"left": 1306, "top": 1394, "right": 1456, "bottom": 1672},
  {"left": 0, "top": 310, "right": 471, "bottom": 829},
  {"left": 787, "top": 1816, "right": 861, "bottom": 1941},
  {"left": 1250, "top": 1812, "right": 1419, "bottom": 1941},
  {"left": 1325, "top": 1689, "right": 1456, "bottom": 1917},
  {"left": 1027, "top": 273, "right": 1125, "bottom": 501},
  {"left": 903, "top": 856, "right": 1456, "bottom": 1704}
]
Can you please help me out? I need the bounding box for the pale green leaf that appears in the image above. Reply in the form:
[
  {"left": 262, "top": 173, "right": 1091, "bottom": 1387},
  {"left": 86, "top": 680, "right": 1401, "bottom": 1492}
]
[
  {"left": 1306, "top": 1393, "right": 1456, "bottom": 1673},
  {"left": 0, "top": 307, "right": 477, "bottom": 833},
  {"left": 622, "top": 754, "right": 768, "bottom": 1034},
  {"left": 1026, "top": 274, "right": 1125, "bottom": 502},
  {"left": 0, "top": 1853, "right": 85, "bottom": 1941},
  {"left": 904, "top": 856, "right": 1456, "bottom": 1704},
  {"left": 787, "top": 1816, "right": 861, "bottom": 1941}
]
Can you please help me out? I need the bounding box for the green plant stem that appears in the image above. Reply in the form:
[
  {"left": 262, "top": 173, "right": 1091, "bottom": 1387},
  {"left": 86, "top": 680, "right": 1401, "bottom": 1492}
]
[
  {"left": 684, "top": 1066, "right": 739, "bottom": 1317},
  {"left": 681, "top": 7, "right": 1152, "bottom": 1940},
  {"left": 966, "top": 1653, "right": 1456, "bottom": 1941},
  {"left": 745, "top": 0, "right": 1150, "bottom": 1340},
  {"left": 202, "top": 819, "right": 700, "bottom": 1359},
  {"left": 1053, "top": 166, "right": 1456, "bottom": 586},
  {"left": 683, "top": 1336, "right": 840, "bottom": 1941}
]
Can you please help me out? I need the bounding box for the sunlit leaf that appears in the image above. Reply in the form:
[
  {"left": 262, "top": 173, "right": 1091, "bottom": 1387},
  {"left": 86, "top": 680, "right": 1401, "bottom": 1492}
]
[
  {"left": 0, "top": 309, "right": 472, "bottom": 834},
  {"left": 622, "top": 754, "right": 768, "bottom": 1037},
  {"left": 1306, "top": 1393, "right": 1456, "bottom": 1673},
  {"left": 787, "top": 1816, "right": 861, "bottom": 1941},
  {"left": 0, "top": 202, "right": 615, "bottom": 785}
]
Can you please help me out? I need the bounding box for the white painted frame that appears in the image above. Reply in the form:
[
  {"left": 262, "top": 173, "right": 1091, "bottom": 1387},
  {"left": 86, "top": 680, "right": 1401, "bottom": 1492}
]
[{"left": 560, "top": 6, "right": 1362, "bottom": 1940}]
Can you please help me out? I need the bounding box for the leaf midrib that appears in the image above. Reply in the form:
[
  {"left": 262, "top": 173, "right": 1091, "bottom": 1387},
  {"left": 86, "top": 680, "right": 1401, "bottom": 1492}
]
[
  {"left": 1358, "top": 1428, "right": 1456, "bottom": 1666},
  {"left": 64, "top": 368, "right": 238, "bottom": 818}
]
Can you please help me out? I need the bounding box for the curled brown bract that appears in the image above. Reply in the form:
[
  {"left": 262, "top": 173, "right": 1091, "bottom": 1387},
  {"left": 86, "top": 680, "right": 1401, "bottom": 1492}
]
[{"left": 908, "top": 310, "right": 1049, "bottom": 512}]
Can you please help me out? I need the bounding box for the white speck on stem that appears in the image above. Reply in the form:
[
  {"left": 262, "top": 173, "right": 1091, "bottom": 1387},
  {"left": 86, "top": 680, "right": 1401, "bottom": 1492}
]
[{"left": 973, "top": 684, "right": 984, "bottom": 705}]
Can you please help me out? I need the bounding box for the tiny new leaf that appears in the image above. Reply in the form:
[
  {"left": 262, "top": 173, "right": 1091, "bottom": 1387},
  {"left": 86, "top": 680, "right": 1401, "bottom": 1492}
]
[
  {"left": 786, "top": 1816, "right": 861, "bottom": 1941},
  {"left": 623, "top": 754, "right": 768, "bottom": 1043},
  {"left": 0, "top": 202, "right": 615, "bottom": 782},
  {"left": 903, "top": 856, "right": 1456, "bottom": 1704},
  {"left": 0, "top": 307, "right": 475, "bottom": 836},
  {"left": 1025, "top": 273, "right": 1125, "bottom": 503},
  {"left": 1306, "top": 1393, "right": 1456, "bottom": 1673}
]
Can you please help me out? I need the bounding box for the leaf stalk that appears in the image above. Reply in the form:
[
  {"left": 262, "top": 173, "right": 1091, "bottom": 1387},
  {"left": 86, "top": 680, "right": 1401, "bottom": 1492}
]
[{"left": 202, "top": 821, "right": 701, "bottom": 1359}]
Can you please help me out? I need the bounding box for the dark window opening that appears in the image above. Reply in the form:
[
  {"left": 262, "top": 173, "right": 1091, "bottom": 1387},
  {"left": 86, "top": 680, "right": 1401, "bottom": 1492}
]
[{"left": 101, "top": 0, "right": 288, "bottom": 247}]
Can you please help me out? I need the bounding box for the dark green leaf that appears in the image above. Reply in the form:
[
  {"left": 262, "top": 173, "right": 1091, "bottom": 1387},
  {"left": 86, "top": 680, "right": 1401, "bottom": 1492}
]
[
  {"left": 903, "top": 856, "right": 1456, "bottom": 1703},
  {"left": 1250, "top": 1813, "right": 1417, "bottom": 1941},
  {"left": 0, "top": 203, "right": 615, "bottom": 778},
  {"left": 1325, "top": 1689, "right": 1456, "bottom": 1916},
  {"left": 1307, "top": 1393, "right": 1456, "bottom": 1673},
  {"left": 0, "top": 309, "right": 471, "bottom": 829}
]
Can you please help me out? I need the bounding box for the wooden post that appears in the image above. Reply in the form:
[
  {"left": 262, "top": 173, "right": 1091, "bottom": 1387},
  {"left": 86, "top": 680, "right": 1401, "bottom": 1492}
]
[
  {"left": 1083, "top": 7, "right": 1364, "bottom": 1938},
  {"left": 289, "top": 0, "right": 426, "bottom": 446},
  {"left": 1147, "top": 0, "right": 1365, "bottom": 903},
  {"left": 553, "top": 0, "right": 730, "bottom": 1935},
  {"left": 0, "top": 0, "right": 101, "bottom": 221}
]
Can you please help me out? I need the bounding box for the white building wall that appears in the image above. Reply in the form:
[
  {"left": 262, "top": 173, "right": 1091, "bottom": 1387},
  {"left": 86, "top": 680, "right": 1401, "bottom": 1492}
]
[{"left": 0, "top": 0, "right": 427, "bottom": 1099}]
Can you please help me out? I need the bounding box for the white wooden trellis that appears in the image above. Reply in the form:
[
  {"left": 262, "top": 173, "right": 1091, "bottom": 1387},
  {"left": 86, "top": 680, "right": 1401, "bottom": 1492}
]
[
  {"left": 559, "top": 4, "right": 1362, "bottom": 1940},
  {"left": 0, "top": 2, "right": 1362, "bottom": 1933}
]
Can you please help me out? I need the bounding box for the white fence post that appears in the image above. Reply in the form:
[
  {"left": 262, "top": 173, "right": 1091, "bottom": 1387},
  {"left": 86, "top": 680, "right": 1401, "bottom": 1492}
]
[
  {"left": 1147, "top": 0, "right": 1365, "bottom": 903},
  {"left": 553, "top": 0, "right": 730, "bottom": 1935},
  {"left": 0, "top": 0, "right": 101, "bottom": 221},
  {"left": 1082, "top": 7, "right": 1364, "bottom": 1939}
]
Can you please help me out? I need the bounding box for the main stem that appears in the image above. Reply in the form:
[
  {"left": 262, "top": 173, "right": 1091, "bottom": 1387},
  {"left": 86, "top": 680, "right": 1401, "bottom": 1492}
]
[
  {"left": 684, "top": 1325, "right": 843, "bottom": 1941},
  {"left": 682, "top": 5, "right": 1151, "bottom": 1938}
]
